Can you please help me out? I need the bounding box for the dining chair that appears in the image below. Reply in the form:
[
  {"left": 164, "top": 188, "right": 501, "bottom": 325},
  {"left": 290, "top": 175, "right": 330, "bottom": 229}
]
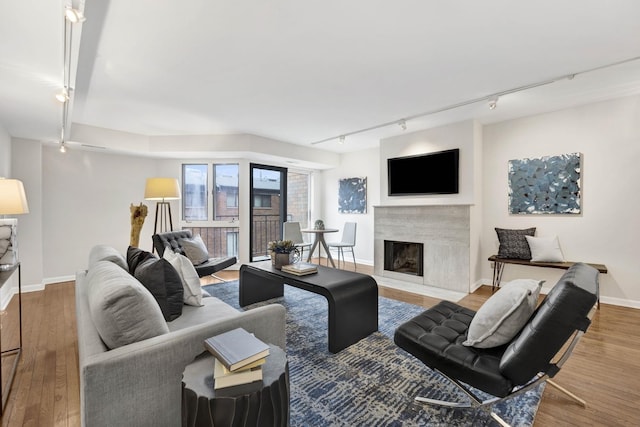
[
  {"left": 283, "top": 222, "right": 312, "bottom": 260},
  {"left": 328, "top": 222, "right": 357, "bottom": 270}
]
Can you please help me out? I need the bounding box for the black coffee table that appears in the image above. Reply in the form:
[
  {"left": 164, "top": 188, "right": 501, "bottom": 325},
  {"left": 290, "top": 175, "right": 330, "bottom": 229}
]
[{"left": 239, "top": 261, "right": 378, "bottom": 353}]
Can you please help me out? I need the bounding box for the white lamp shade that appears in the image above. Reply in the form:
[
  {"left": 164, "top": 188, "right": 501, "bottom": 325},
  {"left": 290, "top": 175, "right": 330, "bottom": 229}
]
[
  {"left": 144, "top": 178, "right": 181, "bottom": 200},
  {"left": 0, "top": 178, "right": 29, "bottom": 214}
]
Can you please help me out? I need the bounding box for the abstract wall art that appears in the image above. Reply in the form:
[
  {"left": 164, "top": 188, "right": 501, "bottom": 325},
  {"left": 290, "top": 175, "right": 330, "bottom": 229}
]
[
  {"left": 338, "top": 177, "right": 367, "bottom": 214},
  {"left": 508, "top": 152, "right": 581, "bottom": 214}
]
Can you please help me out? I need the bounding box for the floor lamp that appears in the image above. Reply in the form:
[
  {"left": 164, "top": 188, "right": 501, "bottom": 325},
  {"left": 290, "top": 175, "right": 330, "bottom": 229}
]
[{"left": 144, "top": 177, "right": 181, "bottom": 240}]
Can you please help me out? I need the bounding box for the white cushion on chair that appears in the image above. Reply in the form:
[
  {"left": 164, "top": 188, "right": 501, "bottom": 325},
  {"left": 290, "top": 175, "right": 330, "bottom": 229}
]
[{"left": 463, "top": 279, "right": 542, "bottom": 348}]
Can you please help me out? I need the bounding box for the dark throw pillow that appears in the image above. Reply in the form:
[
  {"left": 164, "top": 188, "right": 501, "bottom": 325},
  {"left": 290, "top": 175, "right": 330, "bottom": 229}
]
[
  {"left": 495, "top": 227, "right": 536, "bottom": 260},
  {"left": 134, "top": 257, "right": 184, "bottom": 321},
  {"left": 127, "top": 246, "right": 155, "bottom": 274}
]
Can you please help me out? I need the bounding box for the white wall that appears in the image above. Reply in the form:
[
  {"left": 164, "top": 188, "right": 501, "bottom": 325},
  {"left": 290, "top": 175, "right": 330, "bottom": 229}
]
[
  {"left": 320, "top": 147, "right": 380, "bottom": 265},
  {"left": 379, "top": 120, "right": 479, "bottom": 206},
  {"left": 0, "top": 123, "right": 10, "bottom": 176},
  {"left": 482, "top": 95, "right": 640, "bottom": 306},
  {"left": 41, "top": 146, "right": 161, "bottom": 279}
]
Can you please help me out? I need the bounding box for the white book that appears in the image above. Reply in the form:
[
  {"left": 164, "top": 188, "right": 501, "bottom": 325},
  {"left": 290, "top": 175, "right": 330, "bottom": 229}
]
[{"left": 213, "top": 357, "right": 263, "bottom": 389}]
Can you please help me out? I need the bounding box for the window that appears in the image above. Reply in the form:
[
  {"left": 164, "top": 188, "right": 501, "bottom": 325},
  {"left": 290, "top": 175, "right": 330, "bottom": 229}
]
[
  {"left": 213, "top": 164, "right": 239, "bottom": 220},
  {"left": 182, "top": 164, "right": 207, "bottom": 221},
  {"left": 253, "top": 194, "right": 272, "bottom": 208}
]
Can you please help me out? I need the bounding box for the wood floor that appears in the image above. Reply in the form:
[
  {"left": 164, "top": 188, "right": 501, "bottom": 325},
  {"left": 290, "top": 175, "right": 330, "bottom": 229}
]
[{"left": 2, "top": 260, "right": 639, "bottom": 426}]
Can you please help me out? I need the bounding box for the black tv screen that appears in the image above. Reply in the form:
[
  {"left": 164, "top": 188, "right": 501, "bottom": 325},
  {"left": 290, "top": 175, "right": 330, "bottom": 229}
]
[{"left": 387, "top": 148, "right": 459, "bottom": 195}]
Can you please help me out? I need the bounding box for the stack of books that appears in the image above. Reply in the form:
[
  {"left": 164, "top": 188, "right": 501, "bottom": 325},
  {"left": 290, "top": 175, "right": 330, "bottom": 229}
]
[
  {"left": 281, "top": 262, "right": 318, "bottom": 276},
  {"left": 204, "top": 327, "right": 270, "bottom": 390}
]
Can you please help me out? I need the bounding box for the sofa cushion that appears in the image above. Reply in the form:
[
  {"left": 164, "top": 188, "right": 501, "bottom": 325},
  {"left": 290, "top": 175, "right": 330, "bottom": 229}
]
[
  {"left": 134, "top": 257, "right": 184, "bottom": 321},
  {"left": 495, "top": 227, "right": 536, "bottom": 260},
  {"left": 89, "top": 244, "right": 128, "bottom": 270},
  {"left": 167, "top": 295, "right": 240, "bottom": 331},
  {"left": 126, "top": 246, "right": 155, "bottom": 274},
  {"left": 464, "top": 279, "right": 542, "bottom": 348},
  {"left": 179, "top": 234, "right": 210, "bottom": 265},
  {"left": 163, "top": 249, "right": 203, "bottom": 306},
  {"left": 86, "top": 260, "right": 169, "bottom": 349}
]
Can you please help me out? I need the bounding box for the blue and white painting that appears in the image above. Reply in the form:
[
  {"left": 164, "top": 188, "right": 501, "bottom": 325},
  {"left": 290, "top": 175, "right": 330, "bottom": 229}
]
[
  {"left": 508, "top": 153, "right": 581, "bottom": 214},
  {"left": 338, "top": 177, "right": 367, "bottom": 214}
]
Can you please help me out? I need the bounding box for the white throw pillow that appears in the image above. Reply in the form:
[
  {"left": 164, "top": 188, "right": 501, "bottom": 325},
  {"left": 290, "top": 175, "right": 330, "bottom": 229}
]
[
  {"left": 163, "top": 249, "right": 204, "bottom": 306},
  {"left": 180, "top": 234, "right": 210, "bottom": 265},
  {"left": 463, "top": 279, "right": 543, "bottom": 348},
  {"left": 525, "top": 235, "right": 565, "bottom": 262}
]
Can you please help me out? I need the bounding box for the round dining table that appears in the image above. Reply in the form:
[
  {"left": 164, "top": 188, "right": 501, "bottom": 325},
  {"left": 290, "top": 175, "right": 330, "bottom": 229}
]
[{"left": 300, "top": 228, "right": 339, "bottom": 268}]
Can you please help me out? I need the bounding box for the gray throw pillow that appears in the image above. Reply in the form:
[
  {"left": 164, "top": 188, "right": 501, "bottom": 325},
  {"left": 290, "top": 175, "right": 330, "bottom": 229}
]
[
  {"left": 495, "top": 227, "right": 536, "bottom": 260},
  {"left": 180, "top": 234, "right": 210, "bottom": 266},
  {"left": 87, "top": 261, "right": 169, "bottom": 349},
  {"left": 88, "top": 244, "right": 128, "bottom": 271},
  {"left": 463, "top": 279, "right": 543, "bottom": 348},
  {"left": 134, "top": 257, "right": 184, "bottom": 321}
]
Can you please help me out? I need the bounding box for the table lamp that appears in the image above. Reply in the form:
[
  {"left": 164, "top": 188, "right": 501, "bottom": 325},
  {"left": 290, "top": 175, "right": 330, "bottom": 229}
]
[
  {"left": 144, "top": 177, "right": 181, "bottom": 236},
  {"left": 0, "top": 178, "right": 30, "bottom": 269}
]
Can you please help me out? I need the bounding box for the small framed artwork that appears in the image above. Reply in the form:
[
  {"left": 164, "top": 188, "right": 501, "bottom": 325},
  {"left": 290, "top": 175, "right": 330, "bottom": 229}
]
[
  {"left": 338, "top": 177, "right": 367, "bottom": 214},
  {"left": 508, "top": 152, "right": 581, "bottom": 214}
]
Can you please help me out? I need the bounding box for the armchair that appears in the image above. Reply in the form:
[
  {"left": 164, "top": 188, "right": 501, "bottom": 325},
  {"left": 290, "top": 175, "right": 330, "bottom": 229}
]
[
  {"left": 152, "top": 230, "right": 236, "bottom": 279},
  {"left": 394, "top": 263, "right": 599, "bottom": 426}
]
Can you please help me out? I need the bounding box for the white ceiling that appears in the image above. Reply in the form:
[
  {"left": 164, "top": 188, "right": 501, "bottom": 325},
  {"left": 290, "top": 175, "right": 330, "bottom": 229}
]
[{"left": 2, "top": 0, "right": 640, "bottom": 156}]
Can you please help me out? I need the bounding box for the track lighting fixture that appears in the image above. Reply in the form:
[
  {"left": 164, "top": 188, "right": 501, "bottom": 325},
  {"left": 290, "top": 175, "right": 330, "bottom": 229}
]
[
  {"left": 55, "top": 88, "right": 69, "bottom": 103},
  {"left": 59, "top": 141, "right": 67, "bottom": 153},
  {"left": 338, "top": 135, "right": 345, "bottom": 144},
  {"left": 65, "top": 6, "right": 86, "bottom": 23},
  {"left": 309, "top": 55, "right": 640, "bottom": 146},
  {"left": 398, "top": 119, "right": 407, "bottom": 131},
  {"left": 488, "top": 96, "right": 499, "bottom": 110}
]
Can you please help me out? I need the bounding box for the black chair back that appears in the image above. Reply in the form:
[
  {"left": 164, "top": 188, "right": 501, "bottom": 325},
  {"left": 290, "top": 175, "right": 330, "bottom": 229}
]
[{"left": 499, "top": 263, "right": 599, "bottom": 385}]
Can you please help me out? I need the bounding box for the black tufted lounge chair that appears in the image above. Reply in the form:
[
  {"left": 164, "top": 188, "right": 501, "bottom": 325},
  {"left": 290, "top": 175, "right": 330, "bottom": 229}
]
[
  {"left": 152, "top": 230, "right": 237, "bottom": 280},
  {"left": 394, "top": 263, "right": 599, "bottom": 426}
]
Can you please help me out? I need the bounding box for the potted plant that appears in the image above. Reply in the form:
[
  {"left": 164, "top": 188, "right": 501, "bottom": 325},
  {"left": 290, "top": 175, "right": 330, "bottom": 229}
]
[{"left": 268, "top": 240, "right": 299, "bottom": 269}]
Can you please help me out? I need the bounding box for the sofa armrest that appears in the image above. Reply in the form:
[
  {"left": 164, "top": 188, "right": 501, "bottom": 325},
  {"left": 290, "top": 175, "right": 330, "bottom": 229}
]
[{"left": 79, "top": 304, "right": 286, "bottom": 427}]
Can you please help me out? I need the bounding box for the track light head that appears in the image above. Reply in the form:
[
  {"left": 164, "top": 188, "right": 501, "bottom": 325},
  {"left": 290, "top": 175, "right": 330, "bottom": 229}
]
[
  {"left": 398, "top": 119, "right": 407, "bottom": 131},
  {"left": 488, "top": 96, "right": 499, "bottom": 110},
  {"left": 338, "top": 135, "right": 345, "bottom": 145},
  {"left": 65, "top": 6, "right": 86, "bottom": 23},
  {"left": 55, "top": 88, "right": 69, "bottom": 103},
  {"left": 59, "top": 141, "right": 67, "bottom": 153}
]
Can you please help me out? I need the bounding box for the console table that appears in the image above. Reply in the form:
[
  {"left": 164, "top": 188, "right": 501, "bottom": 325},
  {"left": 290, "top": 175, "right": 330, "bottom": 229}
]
[
  {"left": 489, "top": 255, "right": 608, "bottom": 290},
  {"left": 0, "top": 263, "right": 22, "bottom": 414},
  {"left": 239, "top": 261, "right": 378, "bottom": 353},
  {"left": 489, "top": 255, "right": 607, "bottom": 307}
]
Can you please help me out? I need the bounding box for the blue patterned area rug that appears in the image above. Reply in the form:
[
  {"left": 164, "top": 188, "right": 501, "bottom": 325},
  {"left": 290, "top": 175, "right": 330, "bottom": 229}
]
[{"left": 203, "top": 281, "right": 543, "bottom": 426}]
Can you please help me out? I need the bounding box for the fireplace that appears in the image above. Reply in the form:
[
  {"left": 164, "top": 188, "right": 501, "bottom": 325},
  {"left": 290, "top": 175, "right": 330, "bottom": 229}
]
[{"left": 384, "top": 240, "right": 424, "bottom": 276}]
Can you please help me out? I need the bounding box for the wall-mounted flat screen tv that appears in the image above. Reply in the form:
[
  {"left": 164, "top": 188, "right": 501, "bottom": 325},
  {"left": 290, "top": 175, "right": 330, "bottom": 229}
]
[{"left": 387, "top": 148, "right": 459, "bottom": 195}]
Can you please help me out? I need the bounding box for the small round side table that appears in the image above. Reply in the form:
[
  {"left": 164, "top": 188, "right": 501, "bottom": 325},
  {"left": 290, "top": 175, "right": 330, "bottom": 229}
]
[{"left": 182, "top": 344, "right": 289, "bottom": 427}]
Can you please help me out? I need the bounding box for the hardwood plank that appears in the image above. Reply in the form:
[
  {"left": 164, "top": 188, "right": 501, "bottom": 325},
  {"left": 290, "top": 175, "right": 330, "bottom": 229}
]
[{"left": 1, "top": 264, "right": 639, "bottom": 426}]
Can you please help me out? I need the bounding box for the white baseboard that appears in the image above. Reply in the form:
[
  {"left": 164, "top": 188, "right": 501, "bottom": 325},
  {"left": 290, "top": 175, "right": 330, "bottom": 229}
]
[{"left": 481, "top": 279, "right": 640, "bottom": 310}]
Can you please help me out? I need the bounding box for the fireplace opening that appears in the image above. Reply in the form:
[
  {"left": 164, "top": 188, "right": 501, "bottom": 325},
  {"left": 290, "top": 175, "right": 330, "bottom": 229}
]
[{"left": 384, "top": 240, "right": 424, "bottom": 276}]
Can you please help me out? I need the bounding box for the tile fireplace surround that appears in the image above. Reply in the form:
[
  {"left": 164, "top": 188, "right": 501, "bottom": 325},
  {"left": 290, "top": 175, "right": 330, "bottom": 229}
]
[{"left": 374, "top": 205, "right": 470, "bottom": 294}]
